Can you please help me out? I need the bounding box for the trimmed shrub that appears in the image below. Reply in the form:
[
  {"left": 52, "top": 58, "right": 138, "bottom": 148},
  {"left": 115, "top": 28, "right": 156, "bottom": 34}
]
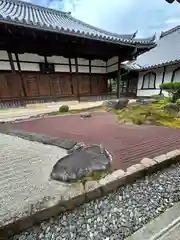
[
  {"left": 151, "top": 94, "right": 165, "bottom": 100},
  {"left": 164, "top": 103, "right": 180, "bottom": 113},
  {"left": 160, "top": 82, "right": 180, "bottom": 102},
  {"left": 176, "top": 99, "right": 180, "bottom": 106},
  {"left": 59, "top": 105, "right": 69, "bottom": 113}
]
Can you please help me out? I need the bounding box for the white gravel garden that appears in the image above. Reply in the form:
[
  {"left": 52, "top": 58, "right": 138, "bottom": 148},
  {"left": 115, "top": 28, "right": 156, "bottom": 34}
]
[{"left": 13, "top": 162, "right": 180, "bottom": 240}]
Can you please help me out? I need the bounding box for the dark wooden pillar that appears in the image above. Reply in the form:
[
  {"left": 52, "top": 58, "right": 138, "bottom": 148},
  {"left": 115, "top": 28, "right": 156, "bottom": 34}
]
[
  {"left": 45, "top": 56, "right": 52, "bottom": 96},
  {"left": 15, "top": 53, "right": 27, "bottom": 97},
  {"left": 75, "top": 57, "right": 80, "bottom": 101},
  {"left": 89, "top": 59, "right": 92, "bottom": 94},
  {"left": 69, "top": 58, "right": 74, "bottom": 95},
  {"left": 7, "top": 52, "right": 15, "bottom": 72},
  {"left": 160, "top": 66, "right": 166, "bottom": 95},
  {"left": 117, "top": 56, "right": 121, "bottom": 98}
]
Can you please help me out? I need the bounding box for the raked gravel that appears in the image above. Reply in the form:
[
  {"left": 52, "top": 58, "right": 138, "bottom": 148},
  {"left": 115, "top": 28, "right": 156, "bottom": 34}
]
[{"left": 13, "top": 162, "right": 180, "bottom": 240}]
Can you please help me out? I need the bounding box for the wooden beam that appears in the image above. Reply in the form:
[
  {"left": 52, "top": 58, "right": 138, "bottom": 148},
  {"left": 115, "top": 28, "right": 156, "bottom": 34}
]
[
  {"left": 117, "top": 56, "right": 121, "bottom": 98},
  {"left": 89, "top": 59, "right": 92, "bottom": 94},
  {"left": 7, "top": 52, "right": 15, "bottom": 72},
  {"left": 45, "top": 56, "right": 53, "bottom": 96},
  {"left": 75, "top": 57, "right": 80, "bottom": 101},
  {"left": 15, "top": 53, "right": 27, "bottom": 97}
]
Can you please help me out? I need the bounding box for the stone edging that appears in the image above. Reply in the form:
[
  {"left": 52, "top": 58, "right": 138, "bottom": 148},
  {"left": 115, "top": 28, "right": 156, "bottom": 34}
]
[{"left": 1, "top": 149, "right": 180, "bottom": 239}]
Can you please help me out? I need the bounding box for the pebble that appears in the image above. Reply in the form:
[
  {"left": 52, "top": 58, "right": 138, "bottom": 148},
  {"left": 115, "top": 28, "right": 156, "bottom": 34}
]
[{"left": 12, "top": 163, "right": 180, "bottom": 240}]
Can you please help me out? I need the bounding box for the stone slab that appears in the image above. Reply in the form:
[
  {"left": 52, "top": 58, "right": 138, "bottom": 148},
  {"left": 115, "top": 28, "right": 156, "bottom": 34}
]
[
  {"left": 125, "top": 201, "right": 180, "bottom": 240},
  {"left": 3, "top": 129, "right": 77, "bottom": 150}
]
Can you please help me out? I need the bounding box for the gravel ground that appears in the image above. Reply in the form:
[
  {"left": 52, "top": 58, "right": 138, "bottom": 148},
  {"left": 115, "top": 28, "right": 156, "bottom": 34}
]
[{"left": 13, "top": 163, "right": 180, "bottom": 240}]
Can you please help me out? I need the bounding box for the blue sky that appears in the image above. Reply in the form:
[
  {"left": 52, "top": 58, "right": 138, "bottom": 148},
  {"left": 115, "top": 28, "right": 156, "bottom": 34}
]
[{"left": 24, "top": 0, "right": 180, "bottom": 37}]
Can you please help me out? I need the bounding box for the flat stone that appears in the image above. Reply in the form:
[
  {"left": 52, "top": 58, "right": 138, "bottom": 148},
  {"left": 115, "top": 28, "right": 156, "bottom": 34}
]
[
  {"left": 62, "top": 183, "right": 85, "bottom": 209},
  {"left": 85, "top": 181, "right": 102, "bottom": 201},
  {"left": 80, "top": 112, "right": 92, "bottom": 118},
  {"left": 5, "top": 129, "right": 77, "bottom": 150},
  {"left": 99, "top": 170, "right": 126, "bottom": 194},
  {"left": 154, "top": 154, "right": 168, "bottom": 163},
  {"left": 140, "top": 158, "right": 157, "bottom": 168},
  {"left": 126, "top": 164, "right": 145, "bottom": 181},
  {"left": 166, "top": 149, "right": 180, "bottom": 159}
]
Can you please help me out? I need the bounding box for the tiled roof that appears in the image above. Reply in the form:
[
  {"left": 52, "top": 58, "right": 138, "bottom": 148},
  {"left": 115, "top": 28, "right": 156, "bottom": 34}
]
[
  {"left": 0, "top": 0, "right": 156, "bottom": 47},
  {"left": 127, "top": 25, "right": 180, "bottom": 70}
]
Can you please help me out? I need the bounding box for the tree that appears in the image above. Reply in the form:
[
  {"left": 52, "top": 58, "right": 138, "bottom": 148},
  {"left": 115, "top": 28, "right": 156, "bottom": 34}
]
[
  {"left": 160, "top": 82, "right": 180, "bottom": 102},
  {"left": 165, "top": 0, "right": 180, "bottom": 3}
]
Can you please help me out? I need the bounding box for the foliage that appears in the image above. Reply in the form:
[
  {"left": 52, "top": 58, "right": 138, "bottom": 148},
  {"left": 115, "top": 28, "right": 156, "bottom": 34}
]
[
  {"left": 151, "top": 94, "right": 165, "bottom": 101},
  {"left": 59, "top": 105, "right": 69, "bottom": 113},
  {"left": 116, "top": 100, "right": 180, "bottom": 128},
  {"left": 164, "top": 103, "right": 180, "bottom": 113},
  {"left": 176, "top": 99, "right": 180, "bottom": 105},
  {"left": 160, "top": 82, "right": 180, "bottom": 102}
]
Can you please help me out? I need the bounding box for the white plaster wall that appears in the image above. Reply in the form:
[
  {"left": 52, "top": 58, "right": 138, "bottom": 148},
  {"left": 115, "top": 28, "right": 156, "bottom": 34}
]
[
  {"left": 137, "top": 68, "right": 163, "bottom": 97},
  {"left": 20, "top": 62, "right": 40, "bottom": 71},
  {"left": 91, "top": 67, "right": 106, "bottom": 74},
  {"left": 91, "top": 59, "right": 106, "bottom": 67},
  {"left": 47, "top": 56, "right": 69, "bottom": 64},
  {"left": 55, "top": 65, "right": 70, "bottom": 72},
  {"left": 78, "top": 66, "right": 89, "bottom": 73},
  {"left": 136, "top": 65, "right": 180, "bottom": 97},
  {"left": 0, "top": 51, "right": 9, "bottom": 60},
  {"left": 78, "top": 58, "right": 89, "bottom": 65},
  {"left": 0, "top": 51, "right": 11, "bottom": 70},
  {"left": 18, "top": 53, "right": 44, "bottom": 62},
  {"left": 0, "top": 51, "right": 108, "bottom": 74},
  {"left": 14, "top": 62, "right": 18, "bottom": 71},
  {"left": 0, "top": 61, "right": 11, "bottom": 70},
  {"left": 71, "top": 65, "right": 76, "bottom": 73},
  {"left": 106, "top": 56, "right": 118, "bottom": 73},
  {"left": 107, "top": 63, "right": 118, "bottom": 73},
  {"left": 107, "top": 56, "right": 118, "bottom": 66}
]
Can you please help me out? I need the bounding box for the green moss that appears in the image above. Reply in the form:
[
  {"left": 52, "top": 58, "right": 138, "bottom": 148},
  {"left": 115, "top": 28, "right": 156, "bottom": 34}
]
[
  {"left": 116, "top": 99, "right": 180, "bottom": 128},
  {"left": 70, "top": 170, "right": 111, "bottom": 187}
]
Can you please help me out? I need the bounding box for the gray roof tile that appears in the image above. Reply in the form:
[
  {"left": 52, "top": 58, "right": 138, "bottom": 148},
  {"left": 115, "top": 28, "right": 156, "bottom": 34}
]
[
  {"left": 129, "top": 25, "right": 180, "bottom": 70},
  {"left": 0, "top": 0, "right": 156, "bottom": 47}
]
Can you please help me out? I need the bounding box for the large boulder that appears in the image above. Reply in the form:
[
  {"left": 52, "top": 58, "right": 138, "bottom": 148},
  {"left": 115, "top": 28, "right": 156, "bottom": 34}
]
[
  {"left": 164, "top": 103, "right": 180, "bottom": 112},
  {"left": 80, "top": 112, "right": 92, "bottom": 119},
  {"left": 103, "top": 98, "right": 129, "bottom": 110},
  {"left": 50, "top": 144, "right": 112, "bottom": 182},
  {"left": 136, "top": 98, "right": 157, "bottom": 104},
  {"left": 114, "top": 98, "right": 129, "bottom": 110},
  {"left": 103, "top": 100, "right": 117, "bottom": 108}
]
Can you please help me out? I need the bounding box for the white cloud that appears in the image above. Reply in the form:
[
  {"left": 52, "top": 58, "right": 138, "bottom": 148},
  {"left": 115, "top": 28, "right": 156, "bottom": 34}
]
[{"left": 22, "top": 0, "right": 180, "bottom": 37}]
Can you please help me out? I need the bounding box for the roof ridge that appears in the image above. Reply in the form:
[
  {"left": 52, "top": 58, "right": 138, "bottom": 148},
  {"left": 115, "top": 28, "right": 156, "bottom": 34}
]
[
  {"left": 3, "top": 0, "right": 136, "bottom": 39},
  {"left": 0, "top": 0, "right": 156, "bottom": 46},
  {"left": 69, "top": 15, "right": 136, "bottom": 39},
  {"left": 2, "top": 0, "right": 69, "bottom": 16},
  {"left": 160, "top": 25, "right": 180, "bottom": 38}
]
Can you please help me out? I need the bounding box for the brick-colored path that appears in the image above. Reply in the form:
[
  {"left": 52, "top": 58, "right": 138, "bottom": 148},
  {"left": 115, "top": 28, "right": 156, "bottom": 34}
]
[{"left": 14, "top": 112, "right": 180, "bottom": 170}]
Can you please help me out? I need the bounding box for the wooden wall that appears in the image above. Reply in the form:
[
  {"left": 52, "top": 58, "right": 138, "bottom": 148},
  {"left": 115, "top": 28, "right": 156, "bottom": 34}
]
[{"left": 0, "top": 72, "right": 108, "bottom": 100}]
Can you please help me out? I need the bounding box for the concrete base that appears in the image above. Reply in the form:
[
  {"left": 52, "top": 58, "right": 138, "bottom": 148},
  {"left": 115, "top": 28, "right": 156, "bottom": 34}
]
[{"left": 126, "top": 201, "right": 180, "bottom": 240}]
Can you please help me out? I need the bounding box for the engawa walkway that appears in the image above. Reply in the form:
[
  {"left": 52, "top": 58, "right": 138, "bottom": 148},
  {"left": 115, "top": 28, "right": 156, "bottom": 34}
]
[{"left": 13, "top": 112, "right": 180, "bottom": 170}]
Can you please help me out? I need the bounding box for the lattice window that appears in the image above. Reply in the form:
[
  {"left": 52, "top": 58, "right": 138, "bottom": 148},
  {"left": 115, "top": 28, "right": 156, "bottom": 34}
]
[
  {"left": 172, "top": 68, "right": 180, "bottom": 83},
  {"left": 141, "top": 72, "right": 156, "bottom": 89}
]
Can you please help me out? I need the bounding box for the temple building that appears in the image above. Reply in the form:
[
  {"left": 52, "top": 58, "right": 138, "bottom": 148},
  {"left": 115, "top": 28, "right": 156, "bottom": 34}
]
[
  {"left": 0, "top": 0, "right": 156, "bottom": 108},
  {"left": 125, "top": 25, "right": 180, "bottom": 98}
]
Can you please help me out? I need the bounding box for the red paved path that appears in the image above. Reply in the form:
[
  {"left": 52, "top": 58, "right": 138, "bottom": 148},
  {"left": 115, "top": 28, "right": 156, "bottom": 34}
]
[{"left": 13, "top": 112, "right": 180, "bottom": 170}]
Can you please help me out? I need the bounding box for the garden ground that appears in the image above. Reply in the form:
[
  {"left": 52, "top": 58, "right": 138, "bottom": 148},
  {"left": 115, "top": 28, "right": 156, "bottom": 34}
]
[{"left": 11, "top": 111, "right": 180, "bottom": 170}]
